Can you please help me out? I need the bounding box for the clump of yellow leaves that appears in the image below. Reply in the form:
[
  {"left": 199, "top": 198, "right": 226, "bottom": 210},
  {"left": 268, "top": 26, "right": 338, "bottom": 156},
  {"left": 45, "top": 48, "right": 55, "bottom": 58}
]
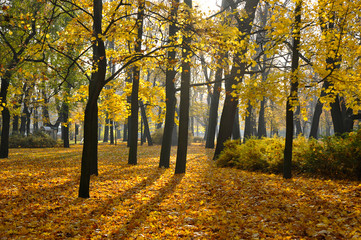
[{"left": 0, "top": 144, "right": 360, "bottom": 239}]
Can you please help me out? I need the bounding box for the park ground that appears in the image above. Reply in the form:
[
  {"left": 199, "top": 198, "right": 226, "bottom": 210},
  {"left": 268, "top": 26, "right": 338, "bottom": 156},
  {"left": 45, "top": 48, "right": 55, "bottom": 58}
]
[{"left": 1, "top": 143, "right": 361, "bottom": 239}]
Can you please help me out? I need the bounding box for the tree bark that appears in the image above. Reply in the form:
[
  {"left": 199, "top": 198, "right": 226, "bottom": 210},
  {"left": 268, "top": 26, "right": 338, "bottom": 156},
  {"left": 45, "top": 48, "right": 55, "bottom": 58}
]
[
  {"left": 294, "top": 105, "right": 302, "bottom": 136},
  {"left": 140, "top": 101, "right": 153, "bottom": 146},
  {"left": 283, "top": 0, "right": 301, "bottom": 179},
  {"left": 257, "top": 97, "right": 267, "bottom": 138},
  {"left": 244, "top": 102, "right": 253, "bottom": 142},
  {"left": 78, "top": 0, "right": 107, "bottom": 198},
  {"left": 159, "top": 0, "right": 179, "bottom": 168},
  {"left": 232, "top": 107, "right": 241, "bottom": 140},
  {"left": 0, "top": 71, "right": 11, "bottom": 158},
  {"left": 128, "top": 0, "right": 145, "bottom": 165},
  {"left": 103, "top": 116, "right": 109, "bottom": 142},
  {"left": 205, "top": 66, "right": 222, "bottom": 148},
  {"left": 110, "top": 120, "right": 114, "bottom": 144},
  {"left": 175, "top": 0, "right": 192, "bottom": 174},
  {"left": 61, "top": 101, "right": 70, "bottom": 148}
]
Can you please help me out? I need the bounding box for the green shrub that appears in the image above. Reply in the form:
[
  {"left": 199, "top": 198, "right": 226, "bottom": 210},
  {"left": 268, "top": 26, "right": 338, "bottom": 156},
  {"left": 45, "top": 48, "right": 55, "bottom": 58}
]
[
  {"left": 302, "top": 132, "right": 361, "bottom": 180},
  {"left": 216, "top": 131, "right": 361, "bottom": 180},
  {"left": 9, "top": 131, "right": 57, "bottom": 148},
  {"left": 216, "top": 137, "right": 284, "bottom": 172}
]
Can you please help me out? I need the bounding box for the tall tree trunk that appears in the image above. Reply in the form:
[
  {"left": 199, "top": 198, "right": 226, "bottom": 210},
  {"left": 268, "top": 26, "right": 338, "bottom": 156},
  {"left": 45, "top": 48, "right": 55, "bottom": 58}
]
[
  {"left": 61, "top": 82, "right": 71, "bottom": 148},
  {"left": 205, "top": 67, "right": 222, "bottom": 148},
  {"left": 12, "top": 93, "right": 22, "bottom": 135},
  {"left": 123, "top": 122, "right": 128, "bottom": 142},
  {"left": 244, "top": 102, "right": 253, "bottom": 142},
  {"left": 103, "top": 116, "right": 109, "bottom": 142},
  {"left": 79, "top": 0, "right": 107, "bottom": 198},
  {"left": 283, "top": 0, "right": 301, "bottom": 179},
  {"left": 110, "top": 120, "right": 114, "bottom": 144},
  {"left": 140, "top": 101, "right": 153, "bottom": 146},
  {"left": 309, "top": 94, "right": 325, "bottom": 139},
  {"left": 128, "top": 0, "right": 145, "bottom": 165},
  {"left": 159, "top": 0, "right": 179, "bottom": 168},
  {"left": 33, "top": 108, "right": 39, "bottom": 131},
  {"left": 61, "top": 101, "right": 70, "bottom": 148},
  {"left": 257, "top": 97, "right": 267, "bottom": 138},
  {"left": 175, "top": 0, "right": 192, "bottom": 174},
  {"left": 213, "top": 0, "right": 260, "bottom": 159},
  {"left": 0, "top": 71, "right": 11, "bottom": 158},
  {"left": 294, "top": 105, "right": 302, "bottom": 136},
  {"left": 232, "top": 107, "right": 241, "bottom": 140}
]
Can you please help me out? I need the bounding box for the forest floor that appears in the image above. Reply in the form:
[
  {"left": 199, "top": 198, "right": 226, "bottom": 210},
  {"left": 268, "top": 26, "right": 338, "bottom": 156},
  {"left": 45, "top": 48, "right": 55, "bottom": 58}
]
[{"left": 1, "top": 143, "right": 361, "bottom": 239}]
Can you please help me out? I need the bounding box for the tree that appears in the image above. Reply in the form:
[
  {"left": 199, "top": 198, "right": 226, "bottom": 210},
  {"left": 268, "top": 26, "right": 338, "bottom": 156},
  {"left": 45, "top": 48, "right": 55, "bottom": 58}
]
[
  {"left": 0, "top": 0, "right": 49, "bottom": 158},
  {"left": 213, "top": 0, "right": 260, "bottom": 159},
  {"left": 78, "top": 0, "right": 108, "bottom": 198},
  {"left": 159, "top": 0, "right": 180, "bottom": 168},
  {"left": 128, "top": 0, "right": 145, "bottom": 165},
  {"left": 283, "top": 0, "right": 301, "bottom": 179},
  {"left": 175, "top": 0, "right": 193, "bottom": 174}
]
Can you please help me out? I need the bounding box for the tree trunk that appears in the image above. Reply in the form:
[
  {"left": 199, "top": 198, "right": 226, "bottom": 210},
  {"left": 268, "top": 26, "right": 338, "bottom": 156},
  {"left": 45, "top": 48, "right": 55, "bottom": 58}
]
[
  {"left": 61, "top": 101, "right": 70, "bottom": 148},
  {"left": 294, "top": 105, "right": 302, "bottom": 136},
  {"left": 205, "top": 67, "right": 222, "bottom": 148},
  {"left": 123, "top": 122, "right": 128, "bottom": 142},
  {"left": 33, "top": 108, "right": 39, "bottom": 131},
  {"left": 244, "top": 102, "right": 253, "bottom": 142},
  {"left": 0, "top": 72, "right": 11, "bottom": 158},
  {"left": 283, "top": 0, "right": 301, "bottom": 179},
  {"left": 20, "top": 111, "right": 26, "bottom": 136},
  {"left": 12, "top": 115, "right": 19, "bottom": 135},
  {"left": 213, "top": 0, "right": 260, "bottom": 159},
  {"left": 79, "top": 98, "right": 100, "bottom": 198},
  {"left": 175, "top": 0, "right": 192, "bottom": 174},
  {"left": 159, "top": 0, "right": 179, "bottom": 168},
  {"left": 128, "top": 0, "right": 145, "bottom": 165},
  {"left": 140, "top": 101, "right": 153, "bottom": 146},
  {"left": 78, "top": 0, "right": 107, "bottom": 198},
  {"left": 103, "top": 116, "right": 109, "bottom": 142},
  {"left": 257, "top": 97, "right": 267, "bottom": 138},
  {"left": 110, "top": 120, "right": 114, "bottom": 144},
  {"left": 232, "top": 107, "right": 241, "bottom": 140},
  {"left": 309, "top": 99, "right": 323, "bottom": 139}
]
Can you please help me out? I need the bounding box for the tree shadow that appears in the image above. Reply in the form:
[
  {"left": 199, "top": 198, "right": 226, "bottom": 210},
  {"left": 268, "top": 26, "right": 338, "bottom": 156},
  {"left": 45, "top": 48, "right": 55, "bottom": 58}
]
[{"left": 114, "top": 174, "right": 184, "bottom": 238}]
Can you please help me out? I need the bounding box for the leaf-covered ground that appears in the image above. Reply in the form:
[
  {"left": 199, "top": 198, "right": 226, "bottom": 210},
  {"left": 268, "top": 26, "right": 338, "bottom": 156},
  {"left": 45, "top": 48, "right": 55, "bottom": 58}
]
[{"left": 1, "top": 143, "right": 361, "bottom": 239}]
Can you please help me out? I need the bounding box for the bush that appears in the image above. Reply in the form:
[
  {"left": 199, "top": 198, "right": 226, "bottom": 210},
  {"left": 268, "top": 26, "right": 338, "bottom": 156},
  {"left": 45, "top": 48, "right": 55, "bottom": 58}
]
[
  {"left": 302, "top": 132, "right": 361, "bottom": 180},
  {"left": 216, "top": 131, "right": 361, "bottom": 180},
  {"left": 216, "top": 137, "right": 284, "bottom": 172},
  {"left": 9, "top": 131, "right": 57, "bottom": 148}
]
